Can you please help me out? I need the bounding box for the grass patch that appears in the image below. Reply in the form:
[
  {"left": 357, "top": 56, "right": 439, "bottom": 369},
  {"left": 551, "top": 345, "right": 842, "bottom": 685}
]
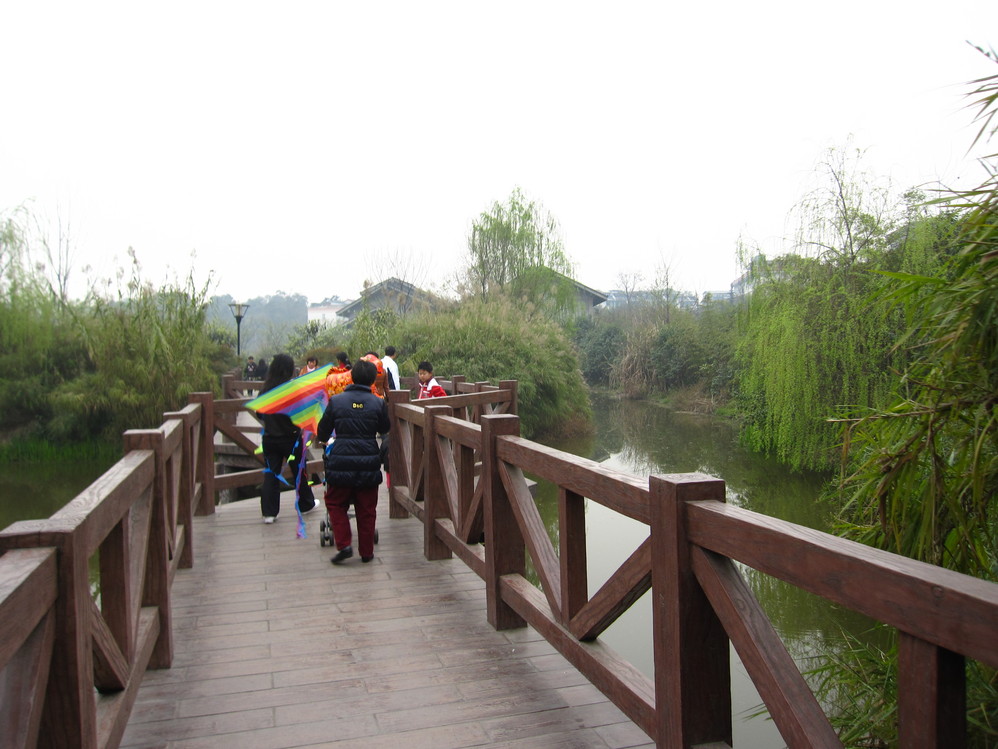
[{"left": 0, "top": 438, "right": 120, "bottom": 464}]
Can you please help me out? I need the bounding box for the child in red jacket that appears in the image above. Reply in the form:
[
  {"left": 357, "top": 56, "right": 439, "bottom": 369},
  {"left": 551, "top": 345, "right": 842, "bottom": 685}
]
[{"left": 416, "top": 361, "right": 447, "bottom": 399}]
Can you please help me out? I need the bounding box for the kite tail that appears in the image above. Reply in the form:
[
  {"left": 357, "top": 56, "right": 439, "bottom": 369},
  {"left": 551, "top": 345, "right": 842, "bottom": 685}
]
[{"left": 292, "top": 433, "right": 314, "bottom": 539}]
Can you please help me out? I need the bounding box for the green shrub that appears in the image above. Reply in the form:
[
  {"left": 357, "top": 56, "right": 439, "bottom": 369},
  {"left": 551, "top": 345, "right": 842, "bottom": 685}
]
[{"left": 393, "top": 296, "right": 591, "bottom": 439}]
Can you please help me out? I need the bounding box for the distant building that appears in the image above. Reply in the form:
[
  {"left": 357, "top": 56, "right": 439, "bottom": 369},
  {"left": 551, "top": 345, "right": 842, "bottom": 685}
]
[
  {"left": 336, "top": 278, "right": 439, "bottom": 322},
  {"left": 701, "top": 289, "right": 735, "bottom": 305},
  {"left": 601, "top": 288, "right": 695, "bottom": 310},
  {"left": 567, "top": 276, "right": 609, "bottom": 312},
  {"left": 307, "top": 296, "right": 353, "bottom": 325}
]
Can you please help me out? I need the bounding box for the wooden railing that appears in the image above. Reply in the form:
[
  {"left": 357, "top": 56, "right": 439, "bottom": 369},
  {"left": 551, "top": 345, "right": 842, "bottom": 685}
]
[
  {"left": 0, "top": 399, "right": 211, "bottom": 749},
  {"left": 386, "top": 402, "right": 998, "bottom": 748},
  {"left": 0, "top": 373, "right": 512, "bottom": 748},
  {"left": 2, "top": 373, "right": 994, "bottom": 748}
]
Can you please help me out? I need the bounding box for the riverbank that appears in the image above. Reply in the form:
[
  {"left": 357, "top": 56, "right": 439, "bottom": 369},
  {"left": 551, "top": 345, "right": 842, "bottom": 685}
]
[{"left": 0, "top": 436, "right": 120, "bottom": 464}]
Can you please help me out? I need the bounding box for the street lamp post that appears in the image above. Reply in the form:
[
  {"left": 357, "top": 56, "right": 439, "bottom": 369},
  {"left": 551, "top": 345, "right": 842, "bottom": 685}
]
[{"left": 228, "top": 302, "right": 249, "bottom": 356}]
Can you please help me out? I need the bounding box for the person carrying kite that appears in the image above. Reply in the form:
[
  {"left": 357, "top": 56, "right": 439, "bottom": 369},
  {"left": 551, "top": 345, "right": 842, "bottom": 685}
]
[{"left": 256, "top": 354, "right": 318, "bottom": 523}]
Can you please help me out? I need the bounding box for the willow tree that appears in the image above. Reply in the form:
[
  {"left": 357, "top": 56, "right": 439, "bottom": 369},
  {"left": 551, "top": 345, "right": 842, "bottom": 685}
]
[
  {"left": 735, "top": 150, "right": 956, "bottom": 471},
  {"left": 811, "top": 52, "right": 998, "bottom": 747},
  {"left": 465, "top": 188, "right": 575, "bottom": 308},
  {"left": 834, "top": 50, "right": 998, "bottom": 578}
]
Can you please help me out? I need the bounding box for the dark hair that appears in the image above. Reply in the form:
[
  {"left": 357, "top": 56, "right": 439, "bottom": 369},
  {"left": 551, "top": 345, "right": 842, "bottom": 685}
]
[
  {"left": 365, "top": 350, "right": 379, "bottom": 358},
  {"left": 417, "top": 361, "right": 433, "bottom": 373},
  {"left": 384, "top": 345, "right": 396, "bottom": 357},
  {"left": 306, "top": 356, "right": 318, "bottom": 365},
  {"left": 350, "top": 359, "right": 377, "bottom": 386},
  {"left": 335, "top": 351, "right": 351, "bottom": 369},
  {"left": 261, "top": 353, "right": 295, "bottom": 393}
]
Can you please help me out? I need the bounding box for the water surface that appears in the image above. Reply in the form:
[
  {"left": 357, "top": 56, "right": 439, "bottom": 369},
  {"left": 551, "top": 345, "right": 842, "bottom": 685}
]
[{"left": 536, "top": 392, "right": 869, "bottom": 747}]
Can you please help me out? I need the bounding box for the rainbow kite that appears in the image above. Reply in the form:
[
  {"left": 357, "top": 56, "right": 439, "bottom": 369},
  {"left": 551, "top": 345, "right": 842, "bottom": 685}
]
[
  {"left": 246, "top": 363, "right": 335, "bottom": 538},
  {"left": 246, "top": 364, "right": 334, "bottom": 435}
]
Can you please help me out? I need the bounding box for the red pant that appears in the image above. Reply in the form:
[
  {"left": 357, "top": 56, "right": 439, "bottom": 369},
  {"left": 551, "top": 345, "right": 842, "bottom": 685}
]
[{"left": 324, "top": 484, "right": 378, "bottom": 559}]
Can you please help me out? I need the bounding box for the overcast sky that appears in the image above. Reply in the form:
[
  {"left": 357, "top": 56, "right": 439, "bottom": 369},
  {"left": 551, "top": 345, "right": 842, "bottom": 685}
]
[{"left": 2, "top": 2, "right": 996, "bottom": 304}]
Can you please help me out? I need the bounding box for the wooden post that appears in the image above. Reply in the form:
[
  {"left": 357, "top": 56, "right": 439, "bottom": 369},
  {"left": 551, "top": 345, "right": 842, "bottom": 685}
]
[
  {"left": 499, "top": 379, "right": 518, "bottom": 415},
  {"left": 123, "top": 430, "right": 174, "bottom": 669},
  {"left": 0, "top": 523, "right": 96, "bottom": 748},
  {"left": 481, "top": 414, "right": 526, "bottom": 630},
  {"left": 559, "top": 487, "right": 588, "bottom": 626},
  {"left": 164, "top": 407, "right": 196, "bottom": 569},
  {"left": 469, "top": 381, "right": 484, "bottom": 423},
  {"left": 423, "top": 405, "right": 452, "bottom": 561},
  {"left": 650, "top": 473, "right": 731, "bottom": 748},
  {"left": 449, "top": 374, "right": 466, "bottom": 395},
  {"left": 387, "top": 390, "right": 410, "bottom": 520},
  {"left": 189, "top": 392, "right": 216, "bottom": 515},
  {"left": 898, "top": 633, "right": 966, "bottom": 748}
]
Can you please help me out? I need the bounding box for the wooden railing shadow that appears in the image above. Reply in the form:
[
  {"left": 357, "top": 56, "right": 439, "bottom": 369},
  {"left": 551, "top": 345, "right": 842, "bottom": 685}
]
[{"left": 387, "top": 402, "right": 998, "bottom": 748}]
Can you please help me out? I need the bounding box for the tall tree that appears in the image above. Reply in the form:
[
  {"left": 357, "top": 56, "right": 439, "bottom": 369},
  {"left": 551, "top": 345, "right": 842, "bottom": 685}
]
[
  {"left": 735, "top": 148, "right": 951, "bottom": 471},
  {"left": 465, "top": 187, "right": 573, "bottom": 297},
  {"left": 834, "top": 48, "right": 998, "bottom": 578}
]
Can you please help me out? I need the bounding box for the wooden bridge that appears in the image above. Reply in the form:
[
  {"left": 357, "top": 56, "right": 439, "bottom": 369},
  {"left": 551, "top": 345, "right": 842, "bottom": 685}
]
[{"left": 1, "top": 374, "right": 996, "bottom": 748}]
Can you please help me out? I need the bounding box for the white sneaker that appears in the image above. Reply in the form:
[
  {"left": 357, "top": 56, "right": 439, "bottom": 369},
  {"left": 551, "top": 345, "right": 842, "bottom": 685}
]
[{"left": 263, "top": 516, "right": 276, "bottom": 524}]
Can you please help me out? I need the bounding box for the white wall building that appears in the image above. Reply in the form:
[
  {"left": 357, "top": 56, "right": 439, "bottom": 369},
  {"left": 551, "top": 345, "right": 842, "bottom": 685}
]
[{"left": 307, "top": 296, "right": 353, "bottom": 325}]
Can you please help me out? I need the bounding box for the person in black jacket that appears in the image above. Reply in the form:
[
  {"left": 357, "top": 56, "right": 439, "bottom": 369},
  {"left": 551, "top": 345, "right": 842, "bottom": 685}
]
[
  {"left": 316, "top": 358, "right": 390, "bottom": 564},
  {"left": 258, "top": 354, "right": 316, "bottom": 523}
]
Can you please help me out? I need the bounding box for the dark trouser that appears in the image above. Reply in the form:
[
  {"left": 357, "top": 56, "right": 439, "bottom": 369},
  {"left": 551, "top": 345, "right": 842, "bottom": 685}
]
[
  {"left": 261, "top": 443, "right": 316, "bottom": 518},
  {"left": 324, "top": 484, "right": 378, "bottom": 559}
]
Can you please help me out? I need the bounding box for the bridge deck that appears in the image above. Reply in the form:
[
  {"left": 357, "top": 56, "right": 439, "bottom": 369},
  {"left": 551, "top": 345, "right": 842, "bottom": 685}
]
[{"left": 121, "top": 488, "right": 652, "bottom": 748}]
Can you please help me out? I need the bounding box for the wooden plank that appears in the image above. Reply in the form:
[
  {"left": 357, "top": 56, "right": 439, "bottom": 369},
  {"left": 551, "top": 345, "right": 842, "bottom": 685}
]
[
  {"left": 570, "top": 538, "right": 651, "bottom": 642},
  {"left": 497, "top": 436, "right": 650, "bottom": 523},
  {"left": 213, "top": 397, "right": 254, "bottom": 413},
  {"left": 1, "top": 607, "right": 55, "bottom": 749},
  {"left": 423, "top": 406, "right": 453, "bottom": 562},
  {"left": 434, "top": 415, "right": 482, "bottom": 449},
  {"left": 898, "top": 633, "right": 966, "bottom": 748},
  {"left": 559, "top": 487, "right": 588, "bottom": 626},
  {"left": 214, "top": 418, "right": 263, "bottom": 460},
  {"left": 456, "top": 441, "right": 482, "bottom": 544},
  {"left": 434, "top": 518, "right": 486, "bottom": 579},
  {"left": 482, "top": 415, "right": 526, "bottom": 631},
  {"left": 691, "top": 547, "right": 839, "bottom": 747},
  {"left": 45, "top": 450, "right": 155, "bottom": 558},
  {"left": 0, "top": 548, "right": 57, "bottom": 670},
  {"left": 650, "top": 474, "right": 731, "bottom": 748},
  {"left": 687, "top": 501, "right": 998, "bottom": 668},
  {"left": 91, "top": 597, "right": 130, "bottom": 692},
  {"left": 96, "top": 607, "right": 160, "bottom": 749},
  {"left": 500, "top": 574, "right": 656, "bottom": 738},
  {"left": 120, "top": 492, "right": 645, "bottom": 748},
  {"left": 408, "top": 390, "right": 511, "bottom": 409},
  {"left": 499, "top": 461, "right": 562, "bottom": 621}
]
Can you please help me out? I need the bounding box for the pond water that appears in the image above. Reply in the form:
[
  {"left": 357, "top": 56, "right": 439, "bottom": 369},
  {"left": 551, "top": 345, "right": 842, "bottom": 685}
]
[
  {"left": 0, "top": 459, "right": 114, "bottom": 530},
  {"left": 535, "top": 392, "right": 872, "bottom": 747}
]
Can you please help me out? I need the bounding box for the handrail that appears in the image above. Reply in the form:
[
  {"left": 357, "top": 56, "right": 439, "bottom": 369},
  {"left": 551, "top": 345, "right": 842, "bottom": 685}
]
[
  {"left": 0, "top": 392, "right": 214, "bottom": 748},
  {"left": 0, "top": 547, "right": 57, "bottom": 748},
  {"left": 2, "top": 372, "right": 993, "bottom": 748},
  {"left": 386, "top": 398, "right": 998, "bottom": 748}
]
